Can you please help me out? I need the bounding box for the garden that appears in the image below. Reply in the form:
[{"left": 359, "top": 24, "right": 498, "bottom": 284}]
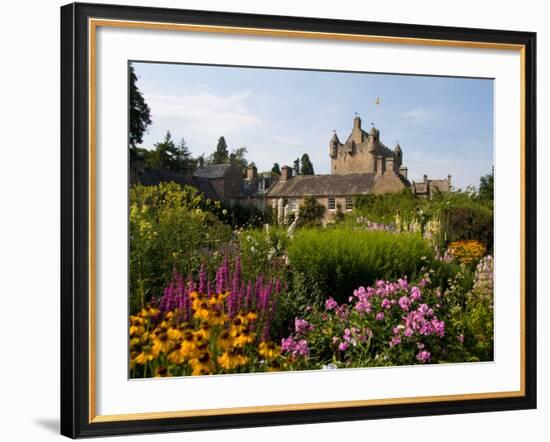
[{"left": 129, "top": 182, "right": 494, "bottom": 378}]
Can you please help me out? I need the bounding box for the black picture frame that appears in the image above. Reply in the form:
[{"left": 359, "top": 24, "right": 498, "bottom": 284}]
[{"left": 60, "top": 2, "right": 537, "bottom": 438}]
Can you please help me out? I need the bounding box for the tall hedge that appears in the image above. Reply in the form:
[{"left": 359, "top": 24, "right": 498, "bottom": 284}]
[{"left": 287, "top": 228, "right": 434, "bottom": 302}]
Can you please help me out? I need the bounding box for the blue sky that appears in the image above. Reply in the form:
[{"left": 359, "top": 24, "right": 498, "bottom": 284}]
[{"left": 132, "top": 62, "right": 493, "bottom": 189}]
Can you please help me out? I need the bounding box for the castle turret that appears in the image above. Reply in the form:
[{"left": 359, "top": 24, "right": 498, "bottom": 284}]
[
  {"left": 329, "top": 132, "right": 340, "bottom": 159},
  {"left": 351, "top": 116, "right": 363, "bottom": 144},
  {"left": 393, "top": 143, "right": 403, "bottom": 172},
  {"left": 367, "top": 126, "right": 379, "bottom": 152}
]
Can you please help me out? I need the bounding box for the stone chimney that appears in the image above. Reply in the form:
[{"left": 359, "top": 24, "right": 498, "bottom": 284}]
[
  {"left": 246, "top": 164, "right": 257, "bottom": 180},
  {"left": 447, "top": 174, "right": 452, "bottom": 185},
  {"left": 280, "top": 165, "right": 292, "bottom": 182},
  {"left": 353, "top": 115, "right": 361, "bottom": 130},
  {"left": 399, "top": 166, "right": 408, "bottom": 179},
  {"left": 423, "top": 174, "right": 428, "bottom": 183}
]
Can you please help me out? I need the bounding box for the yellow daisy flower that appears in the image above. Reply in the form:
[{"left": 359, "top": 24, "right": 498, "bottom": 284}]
[
  {"left": 152, "top": 332, "right": 174, "bottom": 356},
  {"left": 233, "top": 328, "right": 255, "bottom": 348},
  {"left": 135, "top": 346, "right": 154, "bottom": 365},
  {"left": 217, "top": 348, "right": 248, "bottom": 370},
  {"left": 190, "top": 352, "right": 215, "bottom": 376},
  {"left": 258, "top": 341, "right": 281, "bottom": 360}
]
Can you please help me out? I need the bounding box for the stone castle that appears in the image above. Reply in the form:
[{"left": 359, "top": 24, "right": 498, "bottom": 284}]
[
  {"left": 131, "top": 115, "right": 451, "bottom": 216},
  {"left": 330, "top": 115, "right": 407, "bottom": 178}
]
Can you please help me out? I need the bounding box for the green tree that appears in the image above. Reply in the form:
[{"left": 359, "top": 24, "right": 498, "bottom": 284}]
[
  {"left": 145, "top": 131, "right": 181, "bottom": 171},
  {"left": 271, "top": 163, "right": 281, "bottom": 175},
  {"left": 175, "top": 137, "right": 195, "bottom": 172},
  {"left": 293, "top": 158, "right": 300, "bottom": 176},
  {"left": 478, "top": 167, "right": 494, "bottom": 200},
  {"left": 229, "top": 146, "right": 249, "bottom": 173},
  {"left": 300, "top": 153, "right": 315, "bottom": 175},
  {"left": 129, "top": 64, "right": 152, "bottom": 148},
  {"left": 210, "top": 136, "right": 229, "bottom": 164}
]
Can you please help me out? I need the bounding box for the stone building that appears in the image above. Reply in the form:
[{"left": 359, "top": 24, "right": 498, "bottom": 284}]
[
  {"left": 266, "top": 115, "right": 450, "bottom": 217},
  {"left": 330, "top": 115, "right": 409, "bottom": 179},
  {"left": 131, "top": 115, "right": 451, "bottom": 214},
  {"left": 412, "top": 174, "right": 452, "bottom": 198}
]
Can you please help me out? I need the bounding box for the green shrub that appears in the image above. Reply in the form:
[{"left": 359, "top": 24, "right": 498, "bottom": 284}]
[
  {"left": 441, "top": 205, "right": 493, "bottom": 252},
  {"left": 130, "top": 183, "right": 231, "bottom": 312},
  {"left": 297, "top": 196, "right": 326, "bottom": 227},
  {"left": 237, "top": 225, "right": 290, "bottom": 283},
  {"left": 287, "top": 228, "right": 434, "bottom": 302}
]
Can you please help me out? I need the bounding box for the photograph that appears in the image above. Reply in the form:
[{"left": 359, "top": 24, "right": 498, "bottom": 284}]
[{"left": 128, "top": 62, "right": 495, "bottom": 379}]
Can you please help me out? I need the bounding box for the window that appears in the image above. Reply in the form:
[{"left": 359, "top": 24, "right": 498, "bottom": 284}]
[
  {"left": 345, "top": 197, "right": 353, "bottom": 211},
  {"left": 328, "top": 197, "right": 336, "bottom": 210},
  {"left": 258, "top": 179, "right": 265, "bottom": 192}
]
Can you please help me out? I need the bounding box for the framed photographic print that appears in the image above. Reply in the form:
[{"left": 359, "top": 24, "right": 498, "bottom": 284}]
[{"left": 60, "top": 2, "right": 537, "bottom": 438}]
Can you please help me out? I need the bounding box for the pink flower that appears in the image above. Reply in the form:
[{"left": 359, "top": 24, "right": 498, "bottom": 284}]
[
  {"left": 294, "top": 318, "right": 312, "bottom": 334},
  {"left": 390, "top": 336, "right": 401, "bottom": 347},
  {"left": 418, "top": 303, "right": 429, "bottom": 315},
  {"left": 375, "top": 312, "right": 385, "bottom": 321},
  {"left": 398, "top": 296, "right": 411, "bottom": 311},
  {"left": 338, "top": 341, "right": 349, "bottom": 351},
  {"left": 381, "top": 298, "right": 391, "bottom": 309},
  {"left": 325, "top": 297, "right": 338, "bottom": 310},
  {"left": 410, "top": 286, "right": 422, "bottom": 302},
  {"left": 295, "top": 339, "right": 310, "bottom": 357},
  {"left": 458, "top": 334, "right": 465, "bottom": 343},
  {"left": 281, "top": 337, "right": 296, "bottom": 353},
  {"left": 416, "top": 350, "right": 431, "bottom": 363}
]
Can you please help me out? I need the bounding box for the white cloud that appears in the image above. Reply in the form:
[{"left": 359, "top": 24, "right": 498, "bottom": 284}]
[{"left": 146, "top": 91, "right": 262, "bottom": 142}]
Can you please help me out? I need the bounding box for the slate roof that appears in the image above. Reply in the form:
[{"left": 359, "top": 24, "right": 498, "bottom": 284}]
[
  {"left": 193, "top": 164, "right": 232, "bottom": 179},
  {"left": 266, "top": 173, "right": 378, "bottom": 197},
  {"left": 428, "top": 179, "right": 450, "bottom": 192}
]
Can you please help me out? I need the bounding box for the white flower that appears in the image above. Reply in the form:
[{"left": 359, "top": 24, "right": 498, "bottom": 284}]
[{"left": 322, "top": 363, "right": 337, "bottom": 370}]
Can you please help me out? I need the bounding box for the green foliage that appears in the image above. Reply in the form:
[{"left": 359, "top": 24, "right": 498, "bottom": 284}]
[
  {"left": 144, "top": 131, "right": 193, "bottom": 172},
  {"left": 287, "top": 229, "right": 434, "bottom": 302},
  {"left": 293, "top": 158, "right": 300, "bottom": 176},
  {"left": 129, "top": 64, "right": 152, "bottom": 148},
  {"left": 297, "top": 196, "right": 326, "bottom": 227},
  {"left": 353, "top": 188, "right": 419, "bottom": 225},
  {"left": 237, "top": 225, "right": 290, "bottom": 282},
  {"left": 210, "top": 136, "right": 229, "bottom": 164},
  {"left": 271, "top": 163, "right": 281, "bottom": 175},
  {"left": 478, "top": 167, "right": 494, "bottom": 201},
  {"left": 300, "top": 153, "right": 314, "bottom": 175},
  {"left": 441, "top": 203, "right": 493, "bottom": 252},
  {"left": 129, "top": 183, "right": 231, "bottom": 312},
  {"left": 352, "top": 187, "right": 494, "bottom": 252},
  {"left": 229, "top": 146, "right": 249, "bottom": 174}
]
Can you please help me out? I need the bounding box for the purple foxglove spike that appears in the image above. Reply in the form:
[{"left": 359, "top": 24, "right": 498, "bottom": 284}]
[
  {"left": 187, "top": 275, "right": 195, "bottom": 293},
  {"left": 198, "top": 263, "right": 207, "bottom": 294},
  {"left": 275, "top": 278, "right": 281, "bottom": 294},
  {"left": 215, "top": 266, "right": 223, "bottom": 294},
  {"left": 245, "top": 281, "right": 252, "bottom": 311}
]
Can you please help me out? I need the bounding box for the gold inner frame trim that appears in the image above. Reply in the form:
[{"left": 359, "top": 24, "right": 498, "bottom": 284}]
[{"left": 88, "top": 18, "right": 527, "bottom": 424}]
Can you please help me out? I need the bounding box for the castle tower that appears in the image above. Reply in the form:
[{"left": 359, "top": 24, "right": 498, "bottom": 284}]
[{"left": 329, "top": 132, "right": 341, "bottom": 159}]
